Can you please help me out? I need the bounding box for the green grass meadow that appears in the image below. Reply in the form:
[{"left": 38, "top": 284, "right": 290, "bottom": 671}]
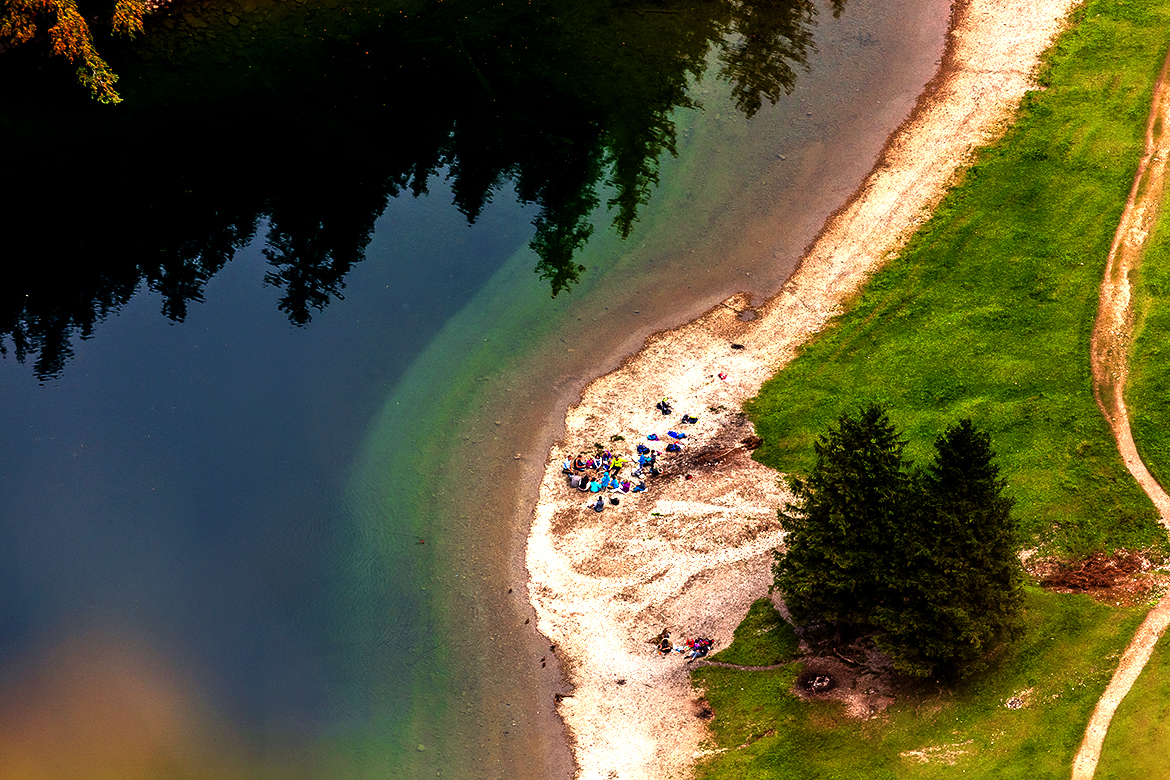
[
  {"left": 744, "top": 0, "right": 1170, "bottom": 558},
  {"left": 1129, "top": 183, "right": 1170, "bottom": 494},
  {"left": 1101, "top": 13, "right": 1170, "bottom": 766},
  {"left": 708, "top": 598, "right": 801, "bottom": 667},
  {"left": 1094, "top": 613, "right": 1170, "bottom": 779},
  {"left": 693, "top": 591, "right": 1148, "bottom": 780},
  {"left": 698, "top": 1, "right": 1170, "bottom": 777}
]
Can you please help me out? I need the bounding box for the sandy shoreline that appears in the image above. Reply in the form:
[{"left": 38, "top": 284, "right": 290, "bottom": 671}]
[{"left": 525, "top": 1, "right": 1078, "bottom": 778}]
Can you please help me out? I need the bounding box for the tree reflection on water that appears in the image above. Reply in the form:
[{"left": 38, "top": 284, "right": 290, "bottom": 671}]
[{"left": 0, "top": 0, "right": 843, "bottom": 380}]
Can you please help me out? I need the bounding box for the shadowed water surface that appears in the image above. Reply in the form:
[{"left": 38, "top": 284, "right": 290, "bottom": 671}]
[{"left": 0, "top": 0, "right": 948, "bottom": 776}]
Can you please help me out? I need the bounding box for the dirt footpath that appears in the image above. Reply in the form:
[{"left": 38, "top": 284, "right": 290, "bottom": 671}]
[{"left": 1072, "top": 45, "right": 1170, "bottom": 780}]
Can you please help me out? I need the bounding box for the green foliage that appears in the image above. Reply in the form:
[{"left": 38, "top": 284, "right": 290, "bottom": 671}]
[
  {"left": 708, "top": 598, "right": 799, "bottom": 666},
  {"left": 693, "top": 588, "right": 1147, "bottom": 780},
  {"left": 773, "top": 404, "right": 912, "bottom": 630},
  {"left": 774, "top": 406, "right": 1023, "bottom": 678},
  {"left": 877, "top": 419, "right": 1025, "bottom": 677},
  {"left": 0, "top": 0, "right": 149, "bottom": 102},
  {"left": 746, "top": 0, "right": 1170, "bottom": 557}
]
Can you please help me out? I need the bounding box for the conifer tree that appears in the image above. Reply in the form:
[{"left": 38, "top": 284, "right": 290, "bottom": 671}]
[
  {"left": 874, "top": 419, "right": 1022, "bottom": 677},
  {"left": 774, "top": 408, "right": 1023, "bottom": 678},
  {"left": 772, "top": 403, "right": 911, "bottom": 631}
]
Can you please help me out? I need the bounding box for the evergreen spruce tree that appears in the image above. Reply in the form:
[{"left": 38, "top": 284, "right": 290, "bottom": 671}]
[
  {"left": 875, "top": 419, "right": 1023, "bottom": 677},
  {"left": 774, "top": 409, "right": 1023, "bottom": 678},
  {"left": 772, "top": 403, "right": 911, "bottom": 631}
]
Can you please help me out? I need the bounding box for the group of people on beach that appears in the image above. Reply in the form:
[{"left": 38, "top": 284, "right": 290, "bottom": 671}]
[
  {"left": 650, "top": 629, "right": 714, "bottom": 662},
  {"left": 562, "top": 397, "right": 699, "bottom": 512},
  {"left": 564, "top": 449, "right": 647, "bottom": 512}
]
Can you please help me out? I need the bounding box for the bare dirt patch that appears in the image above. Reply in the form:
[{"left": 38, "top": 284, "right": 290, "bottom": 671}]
[
  {"left": 900, "top": 738, "right": 975, "bottom": 766},
  {"left": 1031, "top": 550, "right": 1170, "bottom": 607},
  {"left": 791, "top": 653, "right": 899, "bottom": 720}
]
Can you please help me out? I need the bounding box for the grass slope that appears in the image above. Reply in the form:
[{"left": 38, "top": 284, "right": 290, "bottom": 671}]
[
  {"left": 1093, "top": 609, "right": 1170, "bottom": 779},
  {"left": 1129, "top": 186, "right": 1170, "bottom": 496},
  {"left": 693, "top": 589, "right": 1148, "bottom": 780},
  {"left": 745, "top": 0, "right": 1170, "bottom": 557},
  {"left": 708, "top": 598, "right": 801, "bottom": 667}
]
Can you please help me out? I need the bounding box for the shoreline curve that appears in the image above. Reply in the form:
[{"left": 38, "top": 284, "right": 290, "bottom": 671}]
[{"left": 526, "top": 2, "right": 1078, "bottom": 778}]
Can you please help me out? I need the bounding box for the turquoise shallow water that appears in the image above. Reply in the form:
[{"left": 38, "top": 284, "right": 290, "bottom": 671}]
[
  {"left": 347, "top": 1, "right": 951, "bottom": 774},
  {"left": 0, "top": 0, "right": 948, "bottom": 776}
]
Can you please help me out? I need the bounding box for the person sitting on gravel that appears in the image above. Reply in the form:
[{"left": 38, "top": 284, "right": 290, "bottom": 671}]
[
  {"left": 684, "top": 638, "right": 714, "bottom": 662},
  {"left": 649, "top": 629, "right": 670, "bottom": 651}
]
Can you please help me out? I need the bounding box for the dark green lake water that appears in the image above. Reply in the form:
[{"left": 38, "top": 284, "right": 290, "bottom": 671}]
[{"left": 0, "top": 0, "right": 948, "bottom": 776}]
